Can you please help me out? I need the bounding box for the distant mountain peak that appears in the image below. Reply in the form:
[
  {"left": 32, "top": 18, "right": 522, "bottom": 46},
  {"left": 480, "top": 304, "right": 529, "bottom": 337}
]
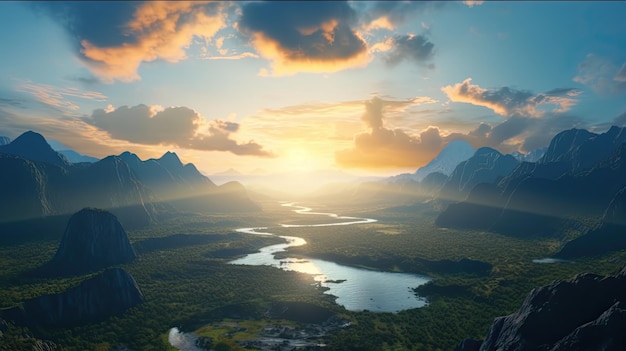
[
  {"left": 412, "top": 139, "right": 476, "bottom": 181},
  {"left": 158, "top": 151, "right": 183, "bottom": 168},
  {"left": 0, "top": 130, "right": 69, "bottom": 167}
]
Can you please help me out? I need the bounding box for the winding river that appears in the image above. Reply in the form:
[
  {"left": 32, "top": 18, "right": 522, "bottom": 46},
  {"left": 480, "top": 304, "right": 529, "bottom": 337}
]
[{"left": 230, "top": 202, "right": 431, "bottom": 313}]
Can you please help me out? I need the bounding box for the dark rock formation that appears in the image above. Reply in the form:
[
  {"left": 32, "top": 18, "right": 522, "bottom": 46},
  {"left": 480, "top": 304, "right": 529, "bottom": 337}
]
[
  {"left": 462, "top": 266, "right": 626, "bottom": 351},
  {"left": 0, "top": 135, "right": 10, "bottom": 145},
  {"left": 51, "top": 208, "right": 136, "bottom": 273},
  {"left": 3, "top": 268, "right": 143, "bottom": 327}
]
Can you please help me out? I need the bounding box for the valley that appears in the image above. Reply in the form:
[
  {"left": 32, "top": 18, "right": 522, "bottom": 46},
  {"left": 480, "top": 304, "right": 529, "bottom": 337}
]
[{"left": 2, "top": 126, "right": 626, "bottom": 350}]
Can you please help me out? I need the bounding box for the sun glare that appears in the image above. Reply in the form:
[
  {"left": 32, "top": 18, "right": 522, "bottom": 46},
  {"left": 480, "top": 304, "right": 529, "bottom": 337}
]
[{"left": 283, "top": 148, "right": 315, "bottom": 173}]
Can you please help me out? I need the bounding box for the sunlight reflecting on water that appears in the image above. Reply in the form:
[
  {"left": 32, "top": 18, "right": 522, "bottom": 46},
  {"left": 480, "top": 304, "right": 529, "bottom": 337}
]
[{"left": 230, "top": 203, "right": 431, "bottom": 313}]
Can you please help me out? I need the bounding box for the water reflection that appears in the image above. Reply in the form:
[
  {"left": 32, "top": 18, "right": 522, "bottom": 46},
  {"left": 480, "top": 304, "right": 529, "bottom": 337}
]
[{"left": 231, "top": 203, "right": 431, "bottom": 313}]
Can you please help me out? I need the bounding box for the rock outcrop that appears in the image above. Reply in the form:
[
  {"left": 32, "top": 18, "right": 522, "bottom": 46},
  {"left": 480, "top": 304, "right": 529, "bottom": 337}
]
[
  {"left": 3, "top": 268, "right": 143, "bottom": 327},
  {"left": 456, "top": 266, "right": 626, "bottom": 351},
  {"left": 51, "top": 208, "right": 136, "bottom": 273}
]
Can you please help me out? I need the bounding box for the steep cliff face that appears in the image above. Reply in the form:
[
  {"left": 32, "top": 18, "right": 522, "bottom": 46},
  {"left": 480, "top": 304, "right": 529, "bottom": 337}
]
[
  {"left": 456, "top": 266, "right": 626, "bottom": 351},
  {"left": 0, "top": 155, "right": 53, "bottom": 222},
  {"left": 557, "top": 186, "right": 626, "bottom": 258},
  {"left": 61, "top": 156, "right": 158, "bottom": 227},
  {"left": 14, "top": 268, "right": 143, "bottom": 326},
  {"left": 52, "top": 208, "right": 136, "bottom": 273}
]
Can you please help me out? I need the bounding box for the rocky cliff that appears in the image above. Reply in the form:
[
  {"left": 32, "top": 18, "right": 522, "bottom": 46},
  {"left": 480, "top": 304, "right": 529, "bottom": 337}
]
[
  {"left": 52, "top": 208, "right": 136, "bottom": 273},
  {"left": 556, "top": 186, "right": 626, "bottom": 258},
  {"left": 455, "top": 266, "right": 626, "bottom": 351},
  {"left": 439, "top": 147, "right": 518, "bottom": 202},
  {"left": 3, "top": 268, "right": 143, "bottom": 327}
]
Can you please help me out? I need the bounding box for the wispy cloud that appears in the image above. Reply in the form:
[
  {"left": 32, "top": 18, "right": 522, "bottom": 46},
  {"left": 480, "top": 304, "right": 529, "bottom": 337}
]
[
  {"left": 200, "top": 52, "right": 259, "bottom": 60},
  {"left": 17, "top": 81, "right": 107, "bottom": 111},
  {"left": 441, "top": 78, "right": 581, "bottom": 117},
  {"left": 574, "top": 54, "right": 626, "bottom": 95}
]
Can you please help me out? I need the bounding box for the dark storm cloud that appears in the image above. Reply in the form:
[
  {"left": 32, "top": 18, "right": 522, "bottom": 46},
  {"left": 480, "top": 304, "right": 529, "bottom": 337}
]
[
  {"left": 238, "top": 1, "right": 369, "bottom": 75},
  {"left": 31, "top": 2, "right": 141, "bottom": 49},
  {"left": 384, "top": 34, "right": 435, "bottom": 67},
  {"left": 88, "top": 105, "right": 273, "bottom": 157}
]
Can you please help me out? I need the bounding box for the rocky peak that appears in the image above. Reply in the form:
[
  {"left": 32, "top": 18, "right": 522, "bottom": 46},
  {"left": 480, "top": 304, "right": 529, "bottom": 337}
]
[
  {"left": 539, "top": 128, "right": 596, "bottom": 164},
  {"left": 52, "top": 208, "right": 136, "bottom": 273},
  {"left": 0, "top": 135, "right": 10, "bottom": 145},
  {"left": 440, "top": 147, "right": 518, "bottom": 200},
  {"left": 0, "top": 131, "right": 69, "bottom": 167},
  {"left": 158, "top": 151, "right": 183, "bottom": 169}
]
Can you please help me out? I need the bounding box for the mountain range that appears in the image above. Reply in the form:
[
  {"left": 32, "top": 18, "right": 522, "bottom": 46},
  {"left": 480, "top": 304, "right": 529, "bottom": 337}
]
[
  {"left": 434, "top": 126, "right": 626, "bottom": 257},
  {"left": 0, "top": 131, "right": 259, "bottom": 228}
]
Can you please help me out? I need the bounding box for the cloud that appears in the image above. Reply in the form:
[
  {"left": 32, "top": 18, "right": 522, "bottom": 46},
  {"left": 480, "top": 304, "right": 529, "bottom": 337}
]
[
  {"left": 384, "top": 34, "right": 435, "bottom": 67},
  {"left": 335, "top": 95, "right": 589, "bottom": 169},
  {"left": 238, "top": 1, "right": 370, "bottom": 76},
  {"left": 357, "top": 1, "right": 446, "bottom": 31},
  {"left": 463, "top": 1, "right": 484, "bottom": 8},
  {"left": 88, "top": 105, "right": 273, "bottom": 157},
  {"left": 17, "top": 81, "right": 107, "bottom": 111},
  {"left": 335, "top": 97, "right": 446, "bottom": 168},
  {"left": 37, "top": 1, "right": 228, "bottom": 82},
  {"left": 441, "top": 78, "right": 581, "bottom": 117},
  {"left": 615, "top": 63, "right": 626, "bottom": 82},
  {"left": 574, "top": 54, "right": 626, "bottom": 95}
]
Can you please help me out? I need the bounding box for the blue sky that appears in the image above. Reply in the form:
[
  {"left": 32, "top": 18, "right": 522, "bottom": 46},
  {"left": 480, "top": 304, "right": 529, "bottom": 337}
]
[{"left": 0, "top": 1, "right": 625, "bottom": 175}]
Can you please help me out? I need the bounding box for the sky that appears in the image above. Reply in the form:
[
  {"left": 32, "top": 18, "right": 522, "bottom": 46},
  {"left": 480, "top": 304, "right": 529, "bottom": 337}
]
[{"left": 1, "top": 1, "right": 625, "bottom": 177}]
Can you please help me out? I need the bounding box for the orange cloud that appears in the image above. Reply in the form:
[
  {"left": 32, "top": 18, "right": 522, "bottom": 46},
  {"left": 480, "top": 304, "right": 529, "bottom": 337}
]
[
  {"left": 80, "top": 1, "right": 227, "bottom": 82},
  {"left": 335, "top": 97, "right": 445, "bottom": 169}
]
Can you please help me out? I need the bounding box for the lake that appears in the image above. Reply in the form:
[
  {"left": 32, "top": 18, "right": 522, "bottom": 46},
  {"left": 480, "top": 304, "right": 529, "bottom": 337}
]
[{"left": 230, "top": 202, "right": 431, "bottom": 313}]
